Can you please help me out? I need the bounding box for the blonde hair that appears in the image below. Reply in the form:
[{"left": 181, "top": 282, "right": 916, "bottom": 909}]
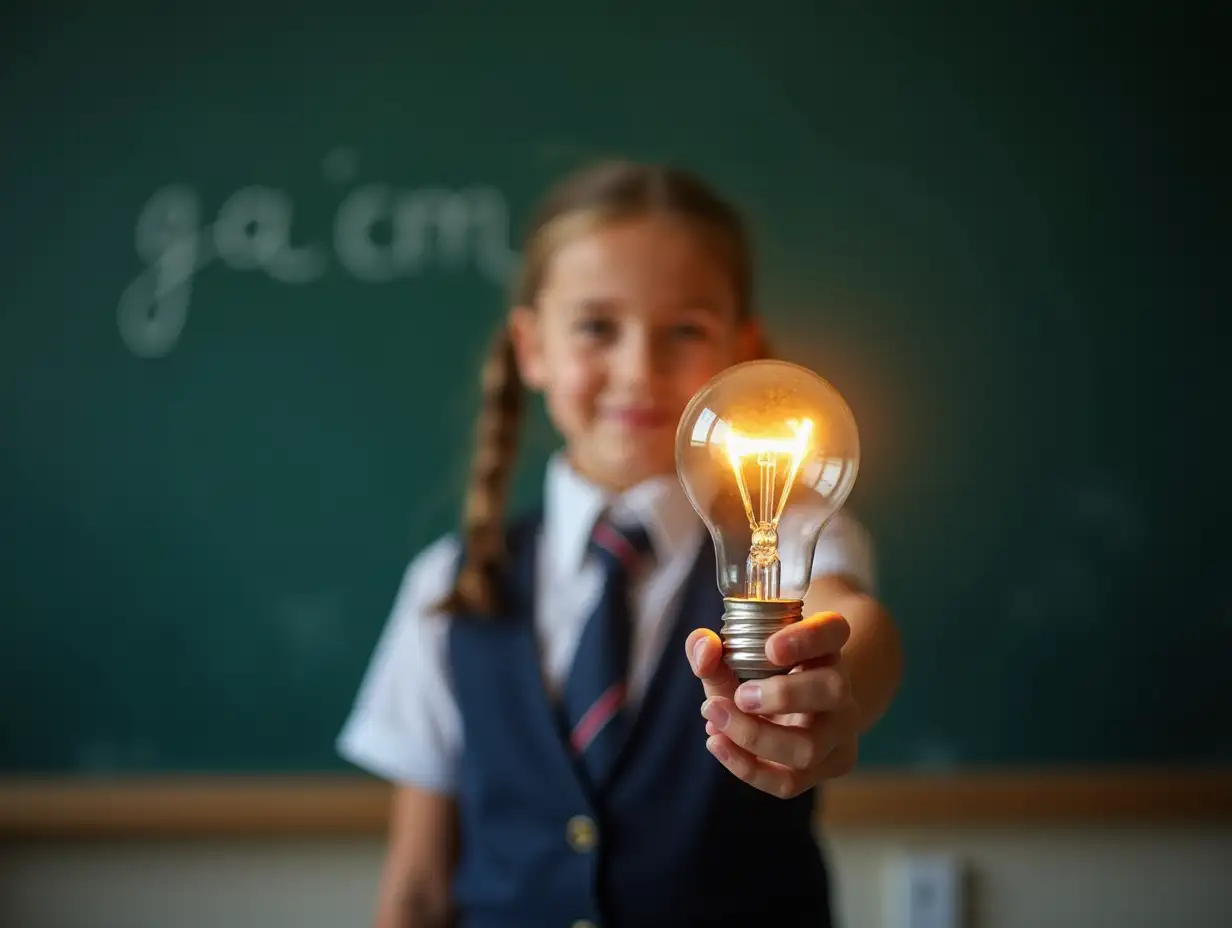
[{"left": 439, "top": 160, "right": 764, "bottom": 615}]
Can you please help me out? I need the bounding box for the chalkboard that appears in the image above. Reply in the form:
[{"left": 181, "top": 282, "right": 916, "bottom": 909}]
[{"left": 2, "top": 3, "right": 1226, "bottom": 776}]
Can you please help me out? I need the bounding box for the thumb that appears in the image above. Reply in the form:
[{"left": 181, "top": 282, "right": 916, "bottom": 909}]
[{"left": 685, "top": 628, "right": 738, "bottom": 702}]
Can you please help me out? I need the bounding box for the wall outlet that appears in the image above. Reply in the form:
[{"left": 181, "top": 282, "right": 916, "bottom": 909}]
[{"left": 887, "top": 853, "right": 965, "bottom": 928}]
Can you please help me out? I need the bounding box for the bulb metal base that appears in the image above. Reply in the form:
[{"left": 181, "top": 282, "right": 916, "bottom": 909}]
[{"left": 720, "top": 598, "right": 804, "bottom": 681}]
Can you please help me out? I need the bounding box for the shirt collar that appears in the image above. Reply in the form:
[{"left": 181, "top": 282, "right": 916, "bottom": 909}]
[{"left": 544, "top": 451, "right": 702, "bottom": 572}]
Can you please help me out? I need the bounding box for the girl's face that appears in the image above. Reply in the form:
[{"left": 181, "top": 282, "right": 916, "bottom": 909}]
[{"left": 511, "top": 214, "right": 759, "bottom": 491}]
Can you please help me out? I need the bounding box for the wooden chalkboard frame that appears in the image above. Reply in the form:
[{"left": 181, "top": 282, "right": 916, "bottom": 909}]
[{"left": 2, "top": 771, "right": 1229, "bottom": 838}]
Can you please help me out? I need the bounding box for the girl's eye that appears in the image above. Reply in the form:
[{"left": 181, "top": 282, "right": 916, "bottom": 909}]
[
  {"left": 670, "top": 322, "right": 709, "bottom": 341},
  {"left": 575, "top": 317, "right": 617, "bottom": 340}
]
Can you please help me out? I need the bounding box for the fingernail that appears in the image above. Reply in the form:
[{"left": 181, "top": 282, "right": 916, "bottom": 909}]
[
  {"left": 703, "top": 699, "right": 730, "bottom": 730},
  {"left": 692, "top": 639, "right": 707, "bottom": 672},
  {"left": 707, "top": 735, "right": 729, "bottom": 762},
  {"left": 735, "top": 684, "right": 762, "bottom": 712}
]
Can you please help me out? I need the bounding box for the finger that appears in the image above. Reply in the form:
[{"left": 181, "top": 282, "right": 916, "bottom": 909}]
[
  {"left": 686, "top": 628, "right": 738, "bottom": 702},
  {"left": 817, "top": 733, "right": 858, "bottom": 779},
  {"left": 733, "top": 665, "right": 847, "bottom": 716},
  {"left": 701, "top": 696, "right": 817, "bottom": 770},
  {"left": 770, "top": 711, "right": 814, "bottom": 729},
  {"left": 807, "top": 700, "right": 859, "bottom": 774},
  {"left": 766, "top": 611, "right": 850, "bottom": 667},
  {"left": 705, "top": 733, "right": 810, "bottom": 799}
]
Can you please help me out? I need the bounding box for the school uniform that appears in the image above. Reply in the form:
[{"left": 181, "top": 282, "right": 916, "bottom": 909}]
[{"left": 338, "top": 453, "right": 876, "bottom": 928}]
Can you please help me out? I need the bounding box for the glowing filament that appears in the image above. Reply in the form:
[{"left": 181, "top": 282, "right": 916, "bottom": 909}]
[
  {"left": 724, "top": 418, "right": 813, "bottom": 528},
  {"left": 723, "top": 418, "right": 814, "bottom": 600}
]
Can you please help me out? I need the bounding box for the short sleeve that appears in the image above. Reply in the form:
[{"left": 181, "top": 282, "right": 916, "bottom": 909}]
[
  {"left": 335, "top": 535, "right": 463, "bottom": 793},
  {"left": 809, "top": 511, "right": 877, "bottom": 595}
]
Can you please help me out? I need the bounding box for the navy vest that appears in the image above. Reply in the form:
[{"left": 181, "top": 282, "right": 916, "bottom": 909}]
[{"left": 448, "top": 512, "right": 833, "bottom": 928}]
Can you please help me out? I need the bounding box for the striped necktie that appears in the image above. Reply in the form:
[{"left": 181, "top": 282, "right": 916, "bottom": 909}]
[{"left": 561, "top": 517, "right": 654, "bottom": 787}]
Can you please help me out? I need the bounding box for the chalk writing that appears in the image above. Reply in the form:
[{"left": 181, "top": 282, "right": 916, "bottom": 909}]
[{"left": 117, "top": 148, "right": 519, "bottom": 358}]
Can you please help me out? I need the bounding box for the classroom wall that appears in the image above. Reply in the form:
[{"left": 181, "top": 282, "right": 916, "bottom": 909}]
[{"left": 3, "top": 828, "right": 1231, "bottom": 928}]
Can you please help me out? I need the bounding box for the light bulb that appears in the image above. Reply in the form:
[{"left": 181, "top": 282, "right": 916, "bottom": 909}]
[{"left": 675, "top": 360, "right": 860, "bottom": 680}]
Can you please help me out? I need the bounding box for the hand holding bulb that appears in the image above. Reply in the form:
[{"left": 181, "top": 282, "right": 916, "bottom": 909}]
[
  {"left": 687, "top": 611, "right": 861, "bottom": 798},
  {"left": 676, "top": 360, "right": 863, "bottom": 797}
]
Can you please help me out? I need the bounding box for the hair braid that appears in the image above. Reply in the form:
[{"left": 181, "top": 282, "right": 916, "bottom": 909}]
[{"left": 437, "top": 327, "right": 523, "bottom": 615}]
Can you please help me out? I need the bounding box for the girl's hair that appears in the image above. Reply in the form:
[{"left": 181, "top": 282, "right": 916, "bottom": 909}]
[{"left": 439, "top": 160, "right": 761, "bottom": 615}]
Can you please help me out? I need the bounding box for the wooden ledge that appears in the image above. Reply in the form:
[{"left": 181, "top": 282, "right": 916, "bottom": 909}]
[
  {"left": 821, "top": 769, "right": 1232, "bottom": 828},
  {"left": 1, "top": 770, "right": 1230, "bottom": 839}
]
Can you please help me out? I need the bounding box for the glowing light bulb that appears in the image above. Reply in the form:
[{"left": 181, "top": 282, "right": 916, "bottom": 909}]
[{"left": 675, "top": 360, "right": 860, "bottom": 680}]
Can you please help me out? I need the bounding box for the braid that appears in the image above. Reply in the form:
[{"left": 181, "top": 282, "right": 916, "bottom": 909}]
[{"left": 438, "top": 326, "right": 523, "bottom": 616}]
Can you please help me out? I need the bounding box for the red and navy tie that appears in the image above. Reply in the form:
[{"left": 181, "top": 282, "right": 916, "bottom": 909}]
[{"left": 561, "top": 517, "right": 654, "bottom": 787}]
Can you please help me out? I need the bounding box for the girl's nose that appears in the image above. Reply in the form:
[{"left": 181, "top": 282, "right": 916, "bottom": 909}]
[{"left": 614, "top": 329, "right": 657, "bottom": 388}]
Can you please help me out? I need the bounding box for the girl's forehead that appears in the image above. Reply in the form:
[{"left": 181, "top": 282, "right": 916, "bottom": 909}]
[{"left": 539, "top": 215, "right": 739, "bottom": 304}]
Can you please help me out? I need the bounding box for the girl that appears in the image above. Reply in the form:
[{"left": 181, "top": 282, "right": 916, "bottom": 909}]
[{"left": 338, "top": 160, "right": 902, "bottom": 928}]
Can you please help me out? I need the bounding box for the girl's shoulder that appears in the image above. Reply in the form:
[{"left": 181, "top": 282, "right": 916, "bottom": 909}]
[
  {"left": 407, "top": 532, "right": 464, "bottom": 580},
  {"left": 394, "top": 508, "right": 542, "bottom": 621},
  {"left": 814, "top": 510, "right": 877, "bottom": 593},
  {"left": 388, "top": 533, "right": 463, "bottom": 626}
]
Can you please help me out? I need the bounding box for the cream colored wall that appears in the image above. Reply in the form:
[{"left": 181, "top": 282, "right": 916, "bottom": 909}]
[
  {"left": 3, "top": 828, "right": 1230, "bottom": 928},
  {"left": 827, "top": 827, "right": 1232, "bottom": 928}
]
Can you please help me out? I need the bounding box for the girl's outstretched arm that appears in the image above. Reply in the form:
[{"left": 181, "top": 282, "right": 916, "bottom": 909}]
[{"left": 807, "top": 574, "right": 902, "bottom": 733}]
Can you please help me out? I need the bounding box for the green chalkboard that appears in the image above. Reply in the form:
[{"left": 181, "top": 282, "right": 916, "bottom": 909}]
[{"left": 2, "top": 3, "right": 1226, "bottom": 775}]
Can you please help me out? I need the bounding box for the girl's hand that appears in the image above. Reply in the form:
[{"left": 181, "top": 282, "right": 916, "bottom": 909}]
[{"left": 686, "top": 612, "right": 859, "bottom": 799}]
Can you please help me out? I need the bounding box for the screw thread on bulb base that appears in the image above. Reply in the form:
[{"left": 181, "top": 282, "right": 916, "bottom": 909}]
[{"left": 720, "top": 598, "right": 805, "bottom": 680}]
